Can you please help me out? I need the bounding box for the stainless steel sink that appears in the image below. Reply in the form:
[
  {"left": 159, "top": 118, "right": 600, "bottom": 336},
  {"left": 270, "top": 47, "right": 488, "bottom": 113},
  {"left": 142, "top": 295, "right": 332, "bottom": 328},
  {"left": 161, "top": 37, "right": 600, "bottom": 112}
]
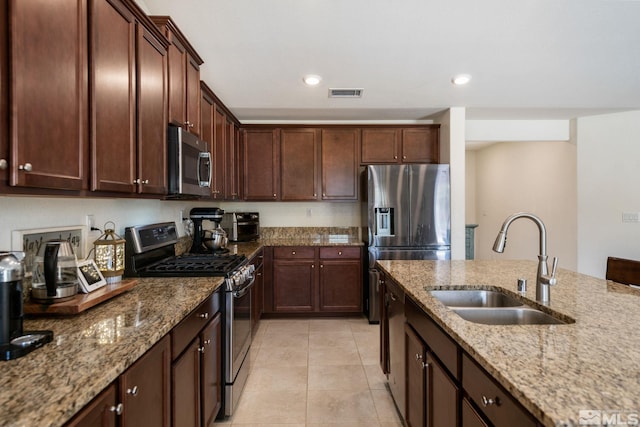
[
  {"left": 429, "top": 289, "right": 573, "bottom": 325},
  {"left": 452, "top": 307, "right": 570, "bottom": 325},
  {"left": 429, "top": 289, "right": 523, "bottom": 308}
]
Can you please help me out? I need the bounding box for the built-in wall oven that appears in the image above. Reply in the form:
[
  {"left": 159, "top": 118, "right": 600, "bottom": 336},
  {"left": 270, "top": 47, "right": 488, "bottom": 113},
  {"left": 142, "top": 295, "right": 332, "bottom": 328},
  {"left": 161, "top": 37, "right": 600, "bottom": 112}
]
[{"left": 124, "top": 221, "right": 254, "bottom": 418}]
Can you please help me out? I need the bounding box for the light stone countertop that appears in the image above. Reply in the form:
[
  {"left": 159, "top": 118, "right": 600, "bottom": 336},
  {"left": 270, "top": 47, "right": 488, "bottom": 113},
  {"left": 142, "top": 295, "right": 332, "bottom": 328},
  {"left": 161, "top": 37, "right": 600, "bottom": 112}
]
[{"left": 376, "top": 259, "right": 640, "bottom": 427}]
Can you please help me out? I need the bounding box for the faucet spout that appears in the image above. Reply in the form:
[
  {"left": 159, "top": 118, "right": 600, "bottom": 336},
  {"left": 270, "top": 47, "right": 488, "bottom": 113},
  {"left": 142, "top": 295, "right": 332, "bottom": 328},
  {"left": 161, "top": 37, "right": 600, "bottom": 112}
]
[{"left": 492, "top": 212, "right": 557, "bottom": 304}]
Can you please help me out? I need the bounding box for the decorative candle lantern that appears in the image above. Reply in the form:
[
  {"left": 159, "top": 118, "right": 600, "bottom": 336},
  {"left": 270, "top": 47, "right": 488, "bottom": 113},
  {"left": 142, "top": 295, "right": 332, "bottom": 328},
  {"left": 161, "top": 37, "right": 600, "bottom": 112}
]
[{"left": 93, "top": 221, "right": 125, "bottom": 284}]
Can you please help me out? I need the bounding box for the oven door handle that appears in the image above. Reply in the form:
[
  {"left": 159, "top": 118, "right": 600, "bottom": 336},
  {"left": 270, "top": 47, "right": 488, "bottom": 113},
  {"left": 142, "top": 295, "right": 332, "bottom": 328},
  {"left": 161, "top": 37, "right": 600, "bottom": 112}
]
[{"left": 232, "top": 274, "right": 256, "bottom": 298}]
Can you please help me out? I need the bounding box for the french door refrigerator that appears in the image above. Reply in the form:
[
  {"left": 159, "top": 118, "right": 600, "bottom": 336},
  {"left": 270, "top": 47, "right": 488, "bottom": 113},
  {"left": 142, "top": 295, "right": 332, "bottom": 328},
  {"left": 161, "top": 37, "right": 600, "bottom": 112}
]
[{"left": 364, "top": 164, "right": 450, "bottom": 322}]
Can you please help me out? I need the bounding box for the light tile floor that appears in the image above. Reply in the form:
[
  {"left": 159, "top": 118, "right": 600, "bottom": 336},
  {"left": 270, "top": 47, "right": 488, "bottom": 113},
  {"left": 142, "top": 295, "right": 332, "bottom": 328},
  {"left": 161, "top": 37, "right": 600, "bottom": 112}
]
[{"left": 214, "top": 317, "right": 403, "bottom": 426}]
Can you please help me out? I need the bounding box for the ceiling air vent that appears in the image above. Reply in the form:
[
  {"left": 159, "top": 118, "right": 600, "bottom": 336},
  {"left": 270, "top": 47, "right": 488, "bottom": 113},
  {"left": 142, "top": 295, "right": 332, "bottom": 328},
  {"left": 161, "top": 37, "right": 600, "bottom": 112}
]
[{"left": 329, "top": 88, "right": 364, "bottom": 98}]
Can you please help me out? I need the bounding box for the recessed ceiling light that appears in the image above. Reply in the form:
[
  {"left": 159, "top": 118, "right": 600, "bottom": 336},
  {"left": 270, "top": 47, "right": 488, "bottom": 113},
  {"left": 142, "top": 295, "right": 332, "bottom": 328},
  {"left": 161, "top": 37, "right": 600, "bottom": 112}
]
[
  {"left": 303, "top": 75, "right": 322, "bottom": 86},
  {"left": 451, "top": 74, "right": 472, "bottom": 85}
]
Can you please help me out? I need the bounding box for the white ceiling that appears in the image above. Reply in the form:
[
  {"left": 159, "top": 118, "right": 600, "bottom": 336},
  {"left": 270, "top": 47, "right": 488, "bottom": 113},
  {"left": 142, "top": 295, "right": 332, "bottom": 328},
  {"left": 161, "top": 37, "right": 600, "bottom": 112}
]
[{"left": 141, "top": 0, "right": 640, "bottom": 122}]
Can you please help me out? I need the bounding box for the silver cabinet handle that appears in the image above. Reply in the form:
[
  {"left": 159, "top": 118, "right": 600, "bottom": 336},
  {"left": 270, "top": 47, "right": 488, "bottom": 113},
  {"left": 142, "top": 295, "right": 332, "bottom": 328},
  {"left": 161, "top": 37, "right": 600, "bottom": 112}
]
[
  {"left": 203, "top": 339, "right": 211, "bottom": 346},
  {"left": 292, "top": 251, "right": 296, "bottom": 255},
  {"left": 198, "top": 312, "right": 209, "bottom": 319},
  {"left": 0, "top": 159, "right": 7, "bottom": 170},
  {"left": 415, "top": 353, "right": 428, "bottom": 369},
  {"left": 110, "top": 403, "right": 124, "bottom": 415},
  {"left": 198, "top": 346, "right": 205, "bottom": 353},
  {"left": 142, "top": 179, "right": 149, "bottom": 184},
  {"left": 338, "top": 251, "right": 342, "bottom": 255},
  {"left": 18, "top": 163, "right": 33, "bottom": 172},
  {"left": 126, "top": 386, "right": 138, "bottom": 396},
  {"left": 273, "top": 193, "right": 277, "bottom": 198},
  {"left": 481, "top": 395, "right": 498, "bottom": 407},
  {"left": 133, "top": 178, "right": 140, "bottom": 184},
  {"left": 320, "top": 264, "right": 324, "bottom": 268}
]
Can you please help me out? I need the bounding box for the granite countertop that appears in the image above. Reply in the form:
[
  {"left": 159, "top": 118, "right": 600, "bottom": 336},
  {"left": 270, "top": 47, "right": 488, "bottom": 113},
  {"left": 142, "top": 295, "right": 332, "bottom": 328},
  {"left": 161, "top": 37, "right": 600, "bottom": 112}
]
[
  {"left": 1, "top": 276, "right": 224, "bottom": 427},
  {"left": 376, "top": 259, "right": 640, "bottom": 427},
  {"left": 259, "top": 236, "right": 364, "bottom": 246}
]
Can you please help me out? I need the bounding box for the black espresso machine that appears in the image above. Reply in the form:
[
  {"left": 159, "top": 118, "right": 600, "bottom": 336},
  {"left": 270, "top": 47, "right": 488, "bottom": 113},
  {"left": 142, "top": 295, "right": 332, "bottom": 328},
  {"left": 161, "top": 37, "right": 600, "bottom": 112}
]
[{"left": 1, "top": 251, "right": 53, "bottom": 360}]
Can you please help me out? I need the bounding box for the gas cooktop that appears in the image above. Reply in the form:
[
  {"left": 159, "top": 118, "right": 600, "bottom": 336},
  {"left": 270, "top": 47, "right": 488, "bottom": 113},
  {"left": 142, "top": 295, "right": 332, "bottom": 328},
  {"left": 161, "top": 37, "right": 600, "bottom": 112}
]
[{"left": 140, "top": 253, "right": 247, "bottom": 277}]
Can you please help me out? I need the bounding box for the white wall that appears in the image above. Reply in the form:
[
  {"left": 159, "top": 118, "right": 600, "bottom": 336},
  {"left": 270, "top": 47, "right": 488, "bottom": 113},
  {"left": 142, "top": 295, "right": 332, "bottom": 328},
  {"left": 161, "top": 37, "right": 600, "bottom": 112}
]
[
  {"left": 471, "top": 140, "right": 577, "bottom": 271},
  {"left": 220, "top": 201, "right": 360, "bottom": 227},
  {"left": 576, "top": 110, "right": 640, "bottom": 277},
  {"left": 465, "top": 150, "right": 477, "bottom": 224}
]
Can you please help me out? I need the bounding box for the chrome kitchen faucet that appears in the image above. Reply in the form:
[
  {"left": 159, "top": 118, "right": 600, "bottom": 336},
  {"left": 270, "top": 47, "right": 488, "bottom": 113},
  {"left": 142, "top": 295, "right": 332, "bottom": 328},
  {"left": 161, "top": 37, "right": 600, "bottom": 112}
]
[{"left": 493, "top": 213, "right": 558, "bottom": 304}]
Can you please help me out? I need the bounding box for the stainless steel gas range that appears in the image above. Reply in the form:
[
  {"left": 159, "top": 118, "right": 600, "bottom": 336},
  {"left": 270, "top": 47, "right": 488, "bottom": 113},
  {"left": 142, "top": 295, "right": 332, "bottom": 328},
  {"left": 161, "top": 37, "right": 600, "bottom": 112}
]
[{"left": 124, "top": 221, "right": 254, "bottom": 418}]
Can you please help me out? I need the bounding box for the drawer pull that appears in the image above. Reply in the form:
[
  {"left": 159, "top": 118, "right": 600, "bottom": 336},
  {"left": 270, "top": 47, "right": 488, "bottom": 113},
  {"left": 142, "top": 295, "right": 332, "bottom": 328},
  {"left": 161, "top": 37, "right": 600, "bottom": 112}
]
[
  {"left": 204, "top": 339, "right": 211, "bottom": 346},
  {"left": 292, "top": 251, "right": 296, "bottom": 255},
  {"left": 198, "top": 346, "right": 205, "bottom": 354},
  {"left": 415, "top": 353, "right": 428, "bottom": 369},
  {"left": 338, "top": 251, "right": 342, "bottom": 255},
  {"left": 126, "top": 386, "right": 138, "bottom": 396},
  {"left": 481, "top": 395, "right": 499, "bottom": 407},
  {"left": 110, "top": 403, "right": 124, "bottom": 415},
  {"left": 198, "top": 312, "right": 209, "bottom": 320}
]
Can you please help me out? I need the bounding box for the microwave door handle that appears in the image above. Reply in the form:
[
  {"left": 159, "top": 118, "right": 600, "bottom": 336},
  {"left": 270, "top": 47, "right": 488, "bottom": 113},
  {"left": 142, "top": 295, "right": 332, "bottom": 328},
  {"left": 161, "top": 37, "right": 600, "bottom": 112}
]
[{"left": 198, "top": 152, "right": 212, "bottom": 188}]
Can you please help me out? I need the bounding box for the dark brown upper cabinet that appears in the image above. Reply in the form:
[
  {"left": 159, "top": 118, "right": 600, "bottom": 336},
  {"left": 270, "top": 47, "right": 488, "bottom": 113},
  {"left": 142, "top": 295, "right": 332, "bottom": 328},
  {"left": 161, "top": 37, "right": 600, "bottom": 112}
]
[
  {"left": 243, "top": 128, "right": 280, "bottom": 201},
  {"left": 321, "top": 128, "right": 360, "bottom": 200},
  {"left": 361, "top": 125, "right": 440, "bottom": 164},
  {"left": 280, "top": 128, "right": 320, "bottom": 201},
  {"left": 8, "top": 0, "right": 89, "bottom": 190},
  {"left": 150, "top": 16, "right": 203, "bottom": 136}
]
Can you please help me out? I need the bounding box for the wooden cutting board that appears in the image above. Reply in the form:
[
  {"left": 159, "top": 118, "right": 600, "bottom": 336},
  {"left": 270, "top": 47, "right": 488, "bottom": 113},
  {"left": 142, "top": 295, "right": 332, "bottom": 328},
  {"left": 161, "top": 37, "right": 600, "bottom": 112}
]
[{"left": 24, "top": 279, "right": 138, "bottom": 315}]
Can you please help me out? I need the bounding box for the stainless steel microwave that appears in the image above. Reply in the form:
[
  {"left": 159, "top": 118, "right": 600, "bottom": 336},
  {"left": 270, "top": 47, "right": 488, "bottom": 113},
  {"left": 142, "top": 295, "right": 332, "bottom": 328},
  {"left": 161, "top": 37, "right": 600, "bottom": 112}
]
[{"left": 167, "top": 126, "right": 211, "bottom": 198}]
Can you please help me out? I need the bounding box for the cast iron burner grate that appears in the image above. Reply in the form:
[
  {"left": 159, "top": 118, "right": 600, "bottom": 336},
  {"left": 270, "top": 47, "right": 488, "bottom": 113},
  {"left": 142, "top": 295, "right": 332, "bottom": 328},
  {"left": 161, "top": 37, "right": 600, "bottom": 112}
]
[{"left": 142, "top": 253, "right": 247, "bottom": 276}]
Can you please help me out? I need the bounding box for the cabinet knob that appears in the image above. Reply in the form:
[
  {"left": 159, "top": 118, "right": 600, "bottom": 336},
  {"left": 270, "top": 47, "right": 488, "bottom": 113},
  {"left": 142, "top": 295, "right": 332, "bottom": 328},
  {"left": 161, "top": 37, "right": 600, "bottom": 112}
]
[
  {"left": 312, "top": 264, "right": 315, "bottom": 269},
  {"left": 338, "top": 251, "right": 342, "bottom": 255},
  {"left": 481, "top": 395, "right": 499, "bottom": 407},
  {"left": 313, "top": 193, "right": 317, "bottom": 197},
  {"left": 322, "top": 193, "right": 326, "bottom": 197},
  {"left": 198, "top": 346, "right": 205, "bottom": 354},
  {"left": 403, "top": 155, "right": 407, "bottom": 159},
  {"left": 185, "top": 121, "right": 194, "bottom": 129},
  {"left": 393, "top": 156, "right": 397, "bottom": 160},
  {"left": 142, "top": 179, "right": 149, "bottom": 184},
  {"left": 273, "top": 193, "right": 277, "bottom": 198},
  {"left": 133, "top": 178, "right": 140, "bottom": 184},
  {"left": 320, "top": 264, "right": 324, "bottom": 268},
  {"left": 0, "top": 159, "right": 7, "bottom": 170},
  {"left": 18, "top": 163, "right": 33, "bottom": 172},
  {"left": 126, "top": 386, "right": 138, "bottom": 396},
  {"left": 203, "top": 339, "right": 211, "bottom": 346},
  {"left": 198, "top": 312, "right": 209, "bottom": 319},
  {"left": 292, "top": 251, "right": 296, "bottom": 255},
  {"left": 110, "top": 403, "right": 124, "bottom": 415},
  {"left": 415, "top": 353, "right": 428, "bottom": 369}
]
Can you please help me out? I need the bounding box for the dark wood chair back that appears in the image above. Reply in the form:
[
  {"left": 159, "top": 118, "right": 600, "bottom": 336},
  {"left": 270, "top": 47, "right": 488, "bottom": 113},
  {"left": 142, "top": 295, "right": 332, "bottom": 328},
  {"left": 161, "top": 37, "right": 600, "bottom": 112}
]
[{"left": 606, "top": 257, "right": 640, "bottom": 286}]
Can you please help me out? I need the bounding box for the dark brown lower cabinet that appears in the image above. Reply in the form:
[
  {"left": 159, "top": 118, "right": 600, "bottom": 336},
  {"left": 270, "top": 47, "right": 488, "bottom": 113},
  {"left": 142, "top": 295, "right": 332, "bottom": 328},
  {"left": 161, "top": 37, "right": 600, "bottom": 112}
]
[
  {"left": 405, "top": 324, "right": 426, "bottom": 427},
  {"left": 272, "top": 258, "right": 316, "bottom": 312},
  {"left": 66, "top": 383, "right": 118, "bottom": 427},
  {"left": 66, "top": 335, "right": 171, "bottom": 427},
  {"left": 462, "top": 398, "right": 490, "bottom": 427},
  {"left": 172, "top": 311, "right": 222, "bottom": 427}
]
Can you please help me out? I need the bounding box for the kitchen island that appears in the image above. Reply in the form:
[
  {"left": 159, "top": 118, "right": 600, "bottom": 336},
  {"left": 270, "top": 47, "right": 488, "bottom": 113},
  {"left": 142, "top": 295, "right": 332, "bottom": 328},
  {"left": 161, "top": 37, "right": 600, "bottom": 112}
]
[{"left": 376, "top": 259, "right": 640, "bottom": 426}]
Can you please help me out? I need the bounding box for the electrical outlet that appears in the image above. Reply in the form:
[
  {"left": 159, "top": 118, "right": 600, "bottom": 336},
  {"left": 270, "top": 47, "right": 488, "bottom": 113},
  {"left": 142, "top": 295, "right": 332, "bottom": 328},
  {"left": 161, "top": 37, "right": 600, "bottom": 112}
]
[
  {"left": 622, "top": 212, "right": 640, "bottom": 223},
  {"left": 86, "top": 214, "right": 95, "bottom": 230},
  {"left": 306, "top": 208, "right": 312, "bottom": 217}
]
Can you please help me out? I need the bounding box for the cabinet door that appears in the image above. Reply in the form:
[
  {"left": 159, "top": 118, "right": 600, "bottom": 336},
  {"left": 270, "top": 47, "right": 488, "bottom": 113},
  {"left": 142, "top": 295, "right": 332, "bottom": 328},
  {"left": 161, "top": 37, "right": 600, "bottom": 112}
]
[
  {"left": 319, "top": 258, "right": 362, "bottom": 312},
  {"left": 9, "top": 0, "right": 88, "bottom": 190},
  {"left": 120, "top": 335, "right": 171, "bottom": 427},
  {"left": 201, "top": 313, "right": 222, "bottom": 427},
  {"left": 428, "top": 353, "right": 458, "bottom": 427},
  {"left": 321, "top": 128, "right": 359, "bottom": 200},
  {"left": 401, "top": 128, "right": 439, "bottom": 163},
  {"left": 166, "top": 37, "right": 187, "bottom": 128},
  {"left": 272, "top": 259, "right": 316, "bottom": 312},
  {"left": 211, "top": 106, "right": 226, "bottom": 198},
  {"left": 173, "top": 339, "right": 201, "bottom": 427},
  {"left": 361, "top": 128, "right": 400, "bottom": 164},
  {"left": 225, "top": 120, "right": 241, "bottom": 200},
  {"left": 462, "top": 398, "right": 490, "bottom": 427},
  {"left": 280, "top": 128, "right": 319, "bottom": 201},
  {"left": 90, "top": 0, "right": 136, "bottom": 193},
  {"left": 136, "top": 25, "right": 167, "bottom": 195},
  {"left": 0, "top": 0, "right": 8, "bottom": 185},
  {"left": 405, "top": 325, "right": 426, "bottom": 427},
  {"left": 200, "top": 86, "right": 214, "bottom": 199},
  {"left": 243, "top": 129, "right": 279, "bottom": 200},
  {"left": 186, "top": 56, "right": 200, "bottom": 136},
  {"left": 66, "top": 383, "right": 117, "bottom": 427}
]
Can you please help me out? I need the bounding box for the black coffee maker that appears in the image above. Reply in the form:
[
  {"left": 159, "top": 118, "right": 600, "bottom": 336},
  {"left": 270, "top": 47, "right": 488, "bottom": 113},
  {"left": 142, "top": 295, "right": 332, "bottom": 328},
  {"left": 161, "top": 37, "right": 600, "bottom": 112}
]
[{"left": 1, "top": 251, "right": 53, "bottom": 361}]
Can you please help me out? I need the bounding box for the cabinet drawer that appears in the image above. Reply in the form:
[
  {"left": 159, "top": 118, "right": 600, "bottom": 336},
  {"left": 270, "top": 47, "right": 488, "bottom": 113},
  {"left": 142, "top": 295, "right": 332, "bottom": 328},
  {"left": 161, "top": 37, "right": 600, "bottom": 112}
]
[
  {"left": 405, "top": 297, "right": 459, "bottom": 379},
  {"left": 273, "top": 246, "right": 316, "bottom": 259},
  {"left": 462, "top": 353, "right": 538, "bottom": 427},
  {"left": 319, "top": 246, "right": 361, "bottom": 259},
  {"left": 171, "top": 291, "right": 220, "bottom": 360}
]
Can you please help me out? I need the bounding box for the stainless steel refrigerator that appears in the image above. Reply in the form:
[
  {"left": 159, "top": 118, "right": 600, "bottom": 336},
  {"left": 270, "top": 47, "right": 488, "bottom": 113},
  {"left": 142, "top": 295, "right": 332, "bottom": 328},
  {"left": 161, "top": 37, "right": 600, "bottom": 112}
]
[{"left": 364, "top": 164, "right": 450, "bottom": 322}]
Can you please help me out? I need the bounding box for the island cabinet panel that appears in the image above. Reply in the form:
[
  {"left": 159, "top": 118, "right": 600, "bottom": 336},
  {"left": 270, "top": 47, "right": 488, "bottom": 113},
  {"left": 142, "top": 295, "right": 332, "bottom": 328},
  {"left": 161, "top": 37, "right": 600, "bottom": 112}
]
[
  {"left": 120, "top": 334, "right": 171, "bottom": 427},
  {"left": 405, "top": 325, "right": 426, "bottom": 427},
  {"left": 90, "top": 0, "right": 136, "bottom": 193},
  {"left": 462, "top": 353, "right": 538, "bottom": 427},
  {"left": 9, "top": 0, "right": 89, "bottom": 190},
  {"left": 200, "top": 312, "right": 222, "bottom": 427},
  {"left": 66, "top": 383, "right": 118, "bottom": 427},
  {"left": 243, "top": 128, "right": 280, "bottom": 200},
  {"left": 279, "top": 128, "right": 320, "bottom": 201},
  {"left": 172, "top": 339, "right": 201, "bottom": 427},
  {"left": 321, "top": 128, "right": 360, "bottom": 200}
]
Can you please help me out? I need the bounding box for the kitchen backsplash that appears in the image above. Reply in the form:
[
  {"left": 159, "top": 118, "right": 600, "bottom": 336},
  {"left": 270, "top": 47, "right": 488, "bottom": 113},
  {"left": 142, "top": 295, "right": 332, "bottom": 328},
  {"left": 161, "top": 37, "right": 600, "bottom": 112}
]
[{"left": 260, "top": 226, "right": 360, "bottom": 240}]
